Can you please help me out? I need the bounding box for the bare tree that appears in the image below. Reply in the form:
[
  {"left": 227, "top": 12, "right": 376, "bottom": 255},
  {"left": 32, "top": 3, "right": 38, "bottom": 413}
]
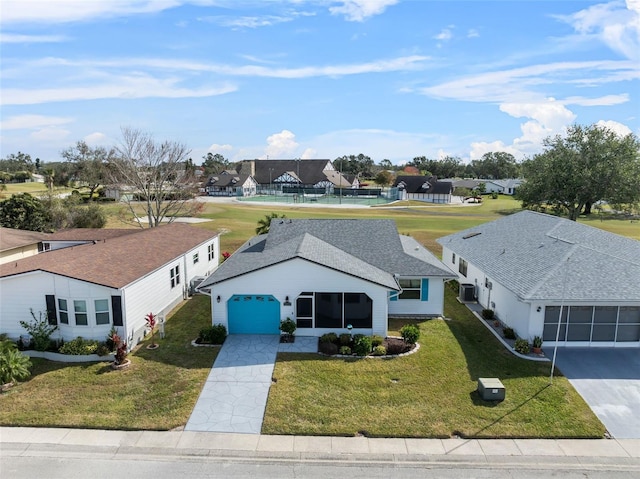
[{"left": 109, "top": 127, "right": 202, "bottom": 228}]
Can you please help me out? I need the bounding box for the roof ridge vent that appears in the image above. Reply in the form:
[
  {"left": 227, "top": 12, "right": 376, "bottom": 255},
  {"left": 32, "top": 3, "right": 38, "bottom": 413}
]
[{"left": 462, "top": 232, "right": 481, "bottom": 240}]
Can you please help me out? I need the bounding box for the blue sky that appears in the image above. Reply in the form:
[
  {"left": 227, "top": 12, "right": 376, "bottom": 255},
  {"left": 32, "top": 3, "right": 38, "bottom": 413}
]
[{"left": 1, "top": 0, "right": 638, "bottom": 165}]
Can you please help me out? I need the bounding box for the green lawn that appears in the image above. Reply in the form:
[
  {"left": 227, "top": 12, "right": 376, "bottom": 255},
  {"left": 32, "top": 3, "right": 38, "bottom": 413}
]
[
  {"left": 0, "top": 295, "right": 218, "bottom": 430},
  {"left": 262, "top": 287, "right": 605, "bottom": 438}
]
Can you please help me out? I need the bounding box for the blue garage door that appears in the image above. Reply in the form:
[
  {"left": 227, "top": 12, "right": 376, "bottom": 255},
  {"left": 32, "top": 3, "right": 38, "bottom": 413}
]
[{"left": 228, "top": 295, "right": 280, "bottom": 334}]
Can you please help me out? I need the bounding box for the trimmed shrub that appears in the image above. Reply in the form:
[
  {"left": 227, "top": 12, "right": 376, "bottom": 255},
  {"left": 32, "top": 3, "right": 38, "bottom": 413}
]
[
  {"left": 400, "top": 324, "right": 420, "bottom": 344},
  {"left": 386, "top": 341, "right": 407, "bottom": 355},
  {"left": 503, "top": 327, "right": 516, "bottom": 340},
  {"left": 58, "top": 337, "right": 99, "bottom": 355},
  {"left": 339, "top": 346, "right": 352, "bottom": 355},
  {"left": 514, "top": 338, "right": 530, "bottom": 354},
  {"left": 95, "top": 344, "right": 111, "bottom": 356},
  {"left": 319, "top": 333, "right": 338, "bottom": 344},
  {"left": 481, "top": 309, "right": 495, "bottom": 320},
  {"left": 319, "top": 341, "right": 338, "bottom": 355},
  {"left": 198, "top": 324, "right": 227, "bottom": 344},
  {"left": 372, "top": 345, "right": 387, "bottom": 356},
  {"left": 371, "top": 335, "right": 384, "bottom": 347},
  {"left": 339, "top": 333, "right": 352, "bottom": 346},
  {"left": 353, "top": 335, "right": 372, "bottom": 356}
]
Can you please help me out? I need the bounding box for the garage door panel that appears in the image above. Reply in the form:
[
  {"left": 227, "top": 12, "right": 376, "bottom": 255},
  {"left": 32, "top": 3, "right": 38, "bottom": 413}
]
[{"left": 228, "top": 294, "right": 280, "bottom": 334}]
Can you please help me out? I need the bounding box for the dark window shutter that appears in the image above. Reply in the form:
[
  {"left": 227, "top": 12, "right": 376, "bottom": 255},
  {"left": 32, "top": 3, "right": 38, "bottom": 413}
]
[
  {"left": 111, "top": 296, "right": 123, "bottom": 326},
  {"left": 45, "top": 295, "right": 57, "bottom": 325}
]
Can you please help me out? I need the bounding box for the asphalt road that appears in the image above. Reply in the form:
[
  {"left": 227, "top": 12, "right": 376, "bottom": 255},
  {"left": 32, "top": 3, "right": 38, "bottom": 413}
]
[{"left": 2, "top": 452, "right": 639, "bottom": 479}]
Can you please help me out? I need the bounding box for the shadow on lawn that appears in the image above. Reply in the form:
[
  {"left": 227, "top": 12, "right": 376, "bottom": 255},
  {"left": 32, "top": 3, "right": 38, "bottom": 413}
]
[{"left": 442, "top": 286, "right": 553, "bottom": 381}]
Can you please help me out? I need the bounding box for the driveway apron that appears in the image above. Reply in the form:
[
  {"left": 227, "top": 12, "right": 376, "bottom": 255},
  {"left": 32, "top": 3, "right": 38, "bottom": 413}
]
[
  {"left": 555, "top": 348, "right": 640, "bottom": 439},
  {"left": 185, "top": 335, "right": 280, "bottom": 434}
]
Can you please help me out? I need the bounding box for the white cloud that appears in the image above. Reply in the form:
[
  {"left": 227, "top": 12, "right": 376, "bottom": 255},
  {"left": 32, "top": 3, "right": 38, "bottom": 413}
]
[
  {"left": 0, "top": 0, "right": 184, "bottom": 25},
  {"left": 467, "top": 28, "right": 479, "bottom": 38},
  {"left": 596, "top": 119, "right": 633, "bottom": 137},
  {"left": 556, "top": 0, "right": 640, "bottom": 61},
  {"left": 84, "top": 132, "right": 109, "bottom": 145},
  {"left": 499, "top": 99, "right": 577, "bottom": 131},
  {"left": 2, "top": 75, "right": 237, "bottom": 105},
  {"left": 300, "top": 147, "right": 316, "bottom": 159},
  {"left": 0, "top": 33, "right": 68, "bottom": 43},
  {"left": 563, "top": 94, "right": 629, "bottom": 106},
  {"left": 469, "top": 140, "right": 521, "bottom": 161},
  {"left": 200, "top": 15, "right": 294, "bottom": 28},
  {"left": 265, "top": 130, "right": 299, "bottom": 158},
  {"left": 329, "top": 0, "right": 399, "bottom": 22},
  {"left": 30, "top": 126, "right": 71, "bottom": 142},
  {"left": 208, "top": 143, "right": 233, "bottom": 152},
  {"left": 0, "top": 114, "right": 73, "bottom": 129},
  {"left": 434, "top": 28, "right": 453, "bottom": 41}
]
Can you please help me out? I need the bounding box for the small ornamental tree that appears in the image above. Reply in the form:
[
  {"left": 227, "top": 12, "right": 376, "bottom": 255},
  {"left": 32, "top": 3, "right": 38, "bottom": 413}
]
[
  {"left": 145, "top": 312, "right": 157, "bottom": 347},
  {"left": 20, "top": 309, "right": 57, "bottom": 351}
]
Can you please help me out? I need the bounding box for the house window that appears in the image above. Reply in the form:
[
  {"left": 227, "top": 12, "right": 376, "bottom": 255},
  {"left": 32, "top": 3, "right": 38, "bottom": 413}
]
[
  {"left": 208, "top": 243, "right": 215, "bottom": 261},
  {"left": 170, "top": 265, "right": 180, "bottom": 288},
  {"left": 193, "top": 252, "right": 199, "bottom": 264},
  {"left": 314, "top": 292, "right": 372, "bottom": 329},
  {"left": 459, "top": 258, "right": 468, "bottom": 277},
  {"left": 95, "top": 299, "right": 110, "bottom": 325},
  {"left": 452, "top": 252, "right": 456, "bottom": 264},
  {"left": 58, "top": 298, "right": 69, "bottom": 324},
  {"left": 399, "top": 279, "right": 421, "bottom": 300},
  {"left": 74, "top": 300, "right": 88, "bottom": 326}
]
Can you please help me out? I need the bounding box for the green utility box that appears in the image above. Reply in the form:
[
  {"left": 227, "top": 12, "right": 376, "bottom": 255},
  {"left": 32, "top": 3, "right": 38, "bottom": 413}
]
[{"left": 478, "top": 377, "right": 505, "bottom": 401}]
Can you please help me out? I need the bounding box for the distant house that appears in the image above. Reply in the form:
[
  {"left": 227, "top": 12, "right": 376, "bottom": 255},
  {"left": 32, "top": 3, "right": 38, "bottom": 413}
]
[
  {"left": 0, "top": 228, "right": 50, "bottom": 265},
  {"left": 205, "top": 170, "right": 257, "bottom": 197},
  {"left": 198, "top": 219, "right": 456, "bottom": 336},
  {"left": 449, "top": 178, "right": 523, "bottom": 195},
  {"left": 236, "top": 159, "right": 351, "bottom": 193},
  {"left": 393, "top": 175, "right": 453, "bottom": 204},
  {"left": 0, "top": 224, "right": 220, "bottom": 345},
  {"left": 437, "top": 211, "right": 640, "bottom": 347}
]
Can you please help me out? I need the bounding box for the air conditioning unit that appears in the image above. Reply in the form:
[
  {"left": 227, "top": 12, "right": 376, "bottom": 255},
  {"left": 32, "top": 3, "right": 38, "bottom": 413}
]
[
  {"left": 459, "top": 283, "right": 476, "bottom": 302},
  {"left": 189, "top": 276, "right": 206, "bottom": 296}
]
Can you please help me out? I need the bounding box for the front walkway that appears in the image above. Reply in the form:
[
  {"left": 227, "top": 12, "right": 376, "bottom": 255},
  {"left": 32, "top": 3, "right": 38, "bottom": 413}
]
[{"left": 185, "top": 335, "right": 316, "bottom": 434}]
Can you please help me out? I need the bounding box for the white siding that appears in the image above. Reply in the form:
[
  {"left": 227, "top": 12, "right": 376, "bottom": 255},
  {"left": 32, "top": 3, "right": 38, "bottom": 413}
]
[
  {"left": 0, "top": 271, "right": 118, "bottom": 341},
  {"left": 388, "top": 278, "right": 446, "bottom": 316},
  {"left": 122, "top": 237, "right": 219, "bottom": 345},
  {"left": 211, "top": 258, "right": 390, "bottom": 336}
]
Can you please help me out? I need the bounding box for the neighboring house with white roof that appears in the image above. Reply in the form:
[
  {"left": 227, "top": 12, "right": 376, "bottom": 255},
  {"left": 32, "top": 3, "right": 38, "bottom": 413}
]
[
  {"left": 437, "top": 210, "right": 640, "bottom": 347},
  {"left": 483, "top": 179, "right": 524, "bottom": 195},
  {"left": 0, "top": 224, "right": 220, "bottom": 346},
  {"left": 198, "top": 219, "right": 456, "bottom": 337}
]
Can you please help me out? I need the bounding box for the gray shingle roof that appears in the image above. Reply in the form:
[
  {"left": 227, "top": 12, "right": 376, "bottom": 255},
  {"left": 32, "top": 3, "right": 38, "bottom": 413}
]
[
  {"left": 436, "top": 210, "right": 640, "bottom": 302},
  {"left": 200, "top": 219, "right": 455, "bottom": 289}
]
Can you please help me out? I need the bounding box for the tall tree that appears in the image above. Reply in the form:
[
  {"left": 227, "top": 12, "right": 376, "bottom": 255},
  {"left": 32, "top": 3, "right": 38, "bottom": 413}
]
[
  {"left": 0, "top": 193, "right": 51, "bottom": 232},
  {"left": 202, "top": 153, "right": 230, "bottom": 175},
  {"left": 109, "top": 127, "right": 201, "bottom": 228},
  {"left": 516, "top": 124, "right": 640, "bottom": 221},
  {"left": 374, "top": 170, "right": 394, "bottom": 186},
  {"left": 471, "top": 152, "right": 519, "bottom": 179},
  {"left": 334, "top": 154, "right": 374, "bottom": 177},
  {"left": 0, "top": 152, "right": 34, "bottom": 173},
  {"left": 61, "top": 140, "right": 115, "bottom": 200}
]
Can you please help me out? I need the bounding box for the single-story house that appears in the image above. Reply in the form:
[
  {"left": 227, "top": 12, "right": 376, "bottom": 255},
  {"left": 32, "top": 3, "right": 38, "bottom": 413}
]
[
  {"left": 236, "top": 159, "right": 352, "bottom": 193},
  {"left": 0, "top": 227, "right": 50, "bottom": 265},
  {"left": 205, "top": 170, "right": 258, "bottom": 197},
  {"left": 198, "top": 219, "right": 456, "bottom": 337},
  {"left": 437, "top": 210, "right": 640, "bottom": 347},
  {"left": 394, "top": 176, "right": 453, "bottom": 203},
  {"left": 0, "top": 224, "right": 220, "bottom": 346},
  {"left": 483, "top": 179, "right": 524, "bottom": 195}
]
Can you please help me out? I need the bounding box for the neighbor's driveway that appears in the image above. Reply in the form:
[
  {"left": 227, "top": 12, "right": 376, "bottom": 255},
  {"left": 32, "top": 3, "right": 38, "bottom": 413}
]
[{"left": 555, "top": 348, "right": 640, "bottom": 439}]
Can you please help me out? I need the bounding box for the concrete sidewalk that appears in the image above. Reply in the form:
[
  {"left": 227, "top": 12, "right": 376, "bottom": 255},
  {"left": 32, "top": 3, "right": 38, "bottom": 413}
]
[{"left": 2, "top": 427, "right": 639, "bottom": 466}]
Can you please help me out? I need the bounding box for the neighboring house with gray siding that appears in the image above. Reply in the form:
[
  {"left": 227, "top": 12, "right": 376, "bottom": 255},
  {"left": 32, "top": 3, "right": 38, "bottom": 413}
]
[
  {"left": 198, "top": 219, "right": 455, "bottom": 337},
  {"left": 0, "top": 224, "right": 220, "bottom": 347},
  {"left": 437, "top": 210, "right": 640, "bottom": 347}
]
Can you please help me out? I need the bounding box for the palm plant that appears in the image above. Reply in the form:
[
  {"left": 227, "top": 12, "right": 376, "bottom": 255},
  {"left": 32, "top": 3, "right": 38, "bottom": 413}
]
[
  {"left": 255, "top": 213, "right": 286, "bottom": 235},
  {"left": 0, "top": 339, "right": 32, "bottom": 385}
]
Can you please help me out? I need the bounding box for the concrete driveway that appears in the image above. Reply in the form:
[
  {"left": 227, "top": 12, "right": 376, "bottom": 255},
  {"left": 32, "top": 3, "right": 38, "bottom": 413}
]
[{"left": 555, "top": 348, "right": 640, "bottom": 439}]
